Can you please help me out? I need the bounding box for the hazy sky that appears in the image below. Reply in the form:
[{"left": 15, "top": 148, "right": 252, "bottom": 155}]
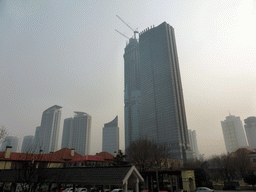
[{"left": 1, "top": 0, "right": 256, "bottom": 158}]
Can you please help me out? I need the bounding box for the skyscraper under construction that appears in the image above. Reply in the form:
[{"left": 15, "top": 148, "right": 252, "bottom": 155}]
[
  {"left": 124, "top": 22, "right": 191, "bottom": 161},
  {"left": 124, "top": 37, "right": 141, "bottom": 150}
]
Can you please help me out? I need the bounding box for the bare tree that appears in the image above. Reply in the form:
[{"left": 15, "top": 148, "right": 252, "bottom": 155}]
[
  {"left": 209, "top": 154, "right": 237, "bottom": 182},
  {"left": 126, "top": 138, "right": 171, "bottom": 192},
  {"left": 233, "top": 149, "right": 252, "bottom": 178},
  {"left": 126, "top": 138, "right": 171, "bottom": 171},
  {"left": 0, "top": 125, "right": 8, "bottom": 144}
]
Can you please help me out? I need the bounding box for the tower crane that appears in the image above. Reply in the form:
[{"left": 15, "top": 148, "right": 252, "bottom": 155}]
[
  {"left": 116, "top": 15, "right": 138, "bottom": 39},
  {"left": 115, "top": 29, "right": 129, "bottom": 39}
]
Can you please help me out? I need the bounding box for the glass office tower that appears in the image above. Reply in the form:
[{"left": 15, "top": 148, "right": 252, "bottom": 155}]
[{"left": 139, "top": 22, "right": 191, "bottom": 161}]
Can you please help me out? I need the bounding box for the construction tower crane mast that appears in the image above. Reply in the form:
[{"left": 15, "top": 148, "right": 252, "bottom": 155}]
[{"left": 116, "top": 15, "right": 138, "bottom": 39}]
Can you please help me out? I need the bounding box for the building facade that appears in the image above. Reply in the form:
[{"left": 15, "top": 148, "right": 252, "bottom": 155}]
[
  {"left": 244, "top": 116, "right": 256, "bottom": 149},
  {"left": 102, "top": 116, "right": 119, "bottom": 155},
  {"left": 137, "top": 22, "right": 191, "bottom": 161},
  {"left": 124, "top": 37, "right": 141, "bottom": 149},
  {"left": 1, "top": 136, "right": 19, "bottom": 152},
  {"left": 40, "top": 105, "right": 62, "bottom": 153},
  {"left": 21, "top": 135, "right": 34, "bottom": 153},
  {"left": 188, "top": 130, "right": 200, "bottom": 160},
  {"left": 61, "top": 112, "right": 92, "bottom": 156},
  {"left": 221, "top": 115, "right": 248, "bottom": 153}
]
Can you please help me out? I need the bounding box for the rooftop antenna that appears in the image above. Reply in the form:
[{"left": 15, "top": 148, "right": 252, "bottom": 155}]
[{"left": 116, "top": 15, "right": 139, "bottom": 39}]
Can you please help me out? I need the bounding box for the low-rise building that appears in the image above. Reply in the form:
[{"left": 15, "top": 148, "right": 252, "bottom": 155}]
[{"left": 0, "top": 147, "right": 82, "bottom": 169}]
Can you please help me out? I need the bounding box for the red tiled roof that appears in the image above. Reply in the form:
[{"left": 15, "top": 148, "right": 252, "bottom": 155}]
[
  {"left": 96, "top": 152, "right": 114, "bottom": 160},
  {"left": 69, "top": 155, "right": 105, "bottom": 162},
  {"left": 0, "top": 148, "right": 83, "bottom": 162},
  {"left": 49, "top": 148, "right": 83, "bottom": 161},
  {"left": 235, "top": 148, "right": 255, "bottom": 155}
]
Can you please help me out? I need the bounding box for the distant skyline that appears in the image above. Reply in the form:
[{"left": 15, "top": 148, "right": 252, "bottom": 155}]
[{"left": 1, "top": 0, "right": 256, "bottom": 157}]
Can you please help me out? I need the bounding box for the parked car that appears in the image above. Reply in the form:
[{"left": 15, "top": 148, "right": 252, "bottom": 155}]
[
  {"left": 99, "top": 189, "right": 110, "bottom": 192},
  {"left": 64, "top": 188, "right": 73, "bottom": 192},
  {"left": 174, "top": 190, "right": 183, "bottom": 192},
  {"left": 111, "top": 189, "right": 123, "bottom": 192},
  {"left": 76, "top": 188, "right": 87, "bottom": 192},
  {"left": 195, "top": 187, "right": 214, "bottom": 192}
]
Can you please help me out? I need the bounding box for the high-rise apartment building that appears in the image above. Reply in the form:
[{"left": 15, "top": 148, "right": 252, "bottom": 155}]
[
  {"left": 40, "top": 105, "right": 62, "bottom": 153},
  {"left": 21, "top": 135, "right": 34, "bottom": 153},
  {"left": 1, "top": 136, "right": 19, "bottom": 152},
  {"left": 188, "top": 130, "right": 200, "bottom": 159},
  {"left": 124, "top": 38, "right": 141, "bottom": 149},
  {"left": 221, "top": 115, "right": 248, "bottom": 153},
  {"left": 61, "top": 118, "right": 73, "bottom": 149},
  {"left": 102, "top": 116, "right": 119, "bottom": 155},
  {"left": 244, "top": 116, "right": 256, "bottom": 149},
  {"left": 61, "top": 112, "right": 91, "bottom": 156},
  {"left": 34, "top": 126, "right": 42, "bottom": 153}
]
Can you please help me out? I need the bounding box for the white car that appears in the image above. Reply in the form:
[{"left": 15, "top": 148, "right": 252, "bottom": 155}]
[
  {"left": 64, "top": 188, "right": 73, "bottom": 192},
  {"left": 76, "top": 188, "right": 87, "bottom": 192},
  {"left": 111, "top": 189, "right": 123, "bottom": 192},
  {"left": 195, "top": 187, "right": 214, "bottom": 192}
]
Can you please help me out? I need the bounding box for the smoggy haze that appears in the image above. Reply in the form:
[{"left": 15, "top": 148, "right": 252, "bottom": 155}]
[{"left": 1, "top": 0, "right": 256, "bottom": 157}]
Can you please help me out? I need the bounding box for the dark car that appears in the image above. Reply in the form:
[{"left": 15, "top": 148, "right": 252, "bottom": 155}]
[{"left": 195, "top": 187, "right": 214, "bottom": 192}]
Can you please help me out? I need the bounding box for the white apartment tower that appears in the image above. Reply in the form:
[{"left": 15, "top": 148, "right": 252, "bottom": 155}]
[
  {"left": 61, "top": 118, "right": 73, "bottom": 149},
  {"left": 244, "top": 116, "right": 256, "bottom": 149},
  {"left": 34, "top": 126, "right": 42, "bottom": 153},
  {"left": 188, "top": 130, "right": 200, "bottom": 159},
  {"left": 21, "top": 135, "right": 35, "bottom": 153},
  {"left": 61, "top": 112, "right": 92, "bottom": 156},
  {"left": 102, "top": 116, "right": 119, "bottom": 155},
  {"left": 1, "top": 136, "right": 19, "bottom": 152},
  {"left": 40, "top": 105, "right": 62, "bottom": 153},
  {"left": 221, "top": 114, "right": 248, "bottom": 153}
]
